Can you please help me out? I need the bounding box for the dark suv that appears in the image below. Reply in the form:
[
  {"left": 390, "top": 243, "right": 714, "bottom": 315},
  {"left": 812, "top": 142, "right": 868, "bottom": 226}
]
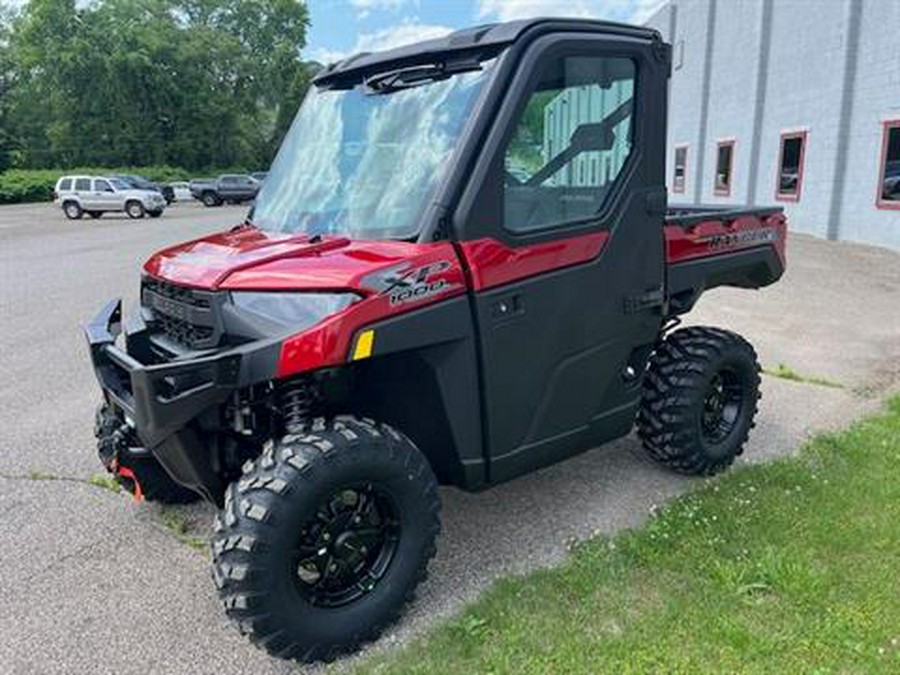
[{"left": 192, "top": 174, "right": 260, "bottom": 206}]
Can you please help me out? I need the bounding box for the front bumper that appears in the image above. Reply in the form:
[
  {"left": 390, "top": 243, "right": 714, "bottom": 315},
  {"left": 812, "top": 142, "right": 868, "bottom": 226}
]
[{"left": 84, "top": 299, "right": 280, "bottom": 502}]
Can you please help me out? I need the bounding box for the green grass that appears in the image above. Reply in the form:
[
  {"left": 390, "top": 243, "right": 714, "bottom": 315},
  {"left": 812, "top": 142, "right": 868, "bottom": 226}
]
[
  {"left": 764, "top": 363, "right": 844, "bottom": 388},
  {"left": 88, "top": 473, "right": 122, "bottom": 494},
  {"left": 156, "top": 506, "right": 208, "bottom": 552},
  {"left": 362, "top": 396, "right": 900, "bottom": 674}
]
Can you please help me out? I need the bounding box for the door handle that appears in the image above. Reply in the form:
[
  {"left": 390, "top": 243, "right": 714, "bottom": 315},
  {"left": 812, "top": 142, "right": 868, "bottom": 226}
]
[
  {"left": 491, "top": 294, "right": 524, "bottom": 319},
  {"left": 624, "top": 287, "right": 665, "bottom": 314}
]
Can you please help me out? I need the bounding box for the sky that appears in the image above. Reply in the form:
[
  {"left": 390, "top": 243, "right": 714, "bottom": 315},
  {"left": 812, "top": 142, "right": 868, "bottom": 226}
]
[{"left": 304, "top": 0, "right": 667, "bottom": 64}]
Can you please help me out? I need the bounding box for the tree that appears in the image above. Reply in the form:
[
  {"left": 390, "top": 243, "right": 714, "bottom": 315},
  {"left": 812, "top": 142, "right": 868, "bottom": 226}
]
[
  {"left": 0, "top": 5, "right": 13, "bottom": 171},
  {"left": 2, "top": 0, "right": 312, "bottom": 171}
]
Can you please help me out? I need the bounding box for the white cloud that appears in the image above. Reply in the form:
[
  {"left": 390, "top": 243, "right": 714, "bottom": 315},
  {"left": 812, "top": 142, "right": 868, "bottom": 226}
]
[
  {"left": 356, "top": 19, "right": 453, "bottom": 51},
  {"left": 476, "top": 0, "right": 666, "bottom": 25},
  {"left": 308, "top": 18, "right": 453, "bottom": 64},
  {"left": 348, "top": 0, "right": 418, "bottom": 20}
]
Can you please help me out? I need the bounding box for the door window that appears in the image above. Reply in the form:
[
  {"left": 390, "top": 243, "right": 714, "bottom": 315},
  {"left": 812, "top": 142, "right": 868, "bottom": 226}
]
[
  {"left": 503, "top": 56, "right": 636, "bottom": 232},
  {"left": 93, "top": 179, "right": 113, "bottom": 192},
  {"left": 74, "top": 178, "right": 91, "bottom": 191}
]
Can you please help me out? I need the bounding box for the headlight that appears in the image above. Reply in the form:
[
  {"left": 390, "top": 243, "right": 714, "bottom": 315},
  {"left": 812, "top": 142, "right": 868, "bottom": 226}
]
[{"left": 230, "top": 292, "right": 360, "bottom": 330}]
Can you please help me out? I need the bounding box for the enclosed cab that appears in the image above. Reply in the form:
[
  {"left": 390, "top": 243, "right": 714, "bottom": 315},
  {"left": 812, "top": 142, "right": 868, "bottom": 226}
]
[{"left": 85, "top": 19, "right": 785, "bottom": 663}]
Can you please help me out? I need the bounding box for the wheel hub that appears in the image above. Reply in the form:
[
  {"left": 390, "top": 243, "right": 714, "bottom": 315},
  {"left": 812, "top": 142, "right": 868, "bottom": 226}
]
[
  {"left": 701, "top": 369, "right": 743, "bottom": 443},
  {"left": 293, "top": 485, "right": 399, "bottom": 607}
]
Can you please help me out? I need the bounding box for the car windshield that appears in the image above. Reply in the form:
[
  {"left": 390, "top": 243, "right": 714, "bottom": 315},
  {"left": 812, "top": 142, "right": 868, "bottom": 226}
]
[
  {"left": 124, "top": 176, "right": 153, "bottom": 189},
  {"left": 251, "top": 58, "right": 497, "bottom": 239}
]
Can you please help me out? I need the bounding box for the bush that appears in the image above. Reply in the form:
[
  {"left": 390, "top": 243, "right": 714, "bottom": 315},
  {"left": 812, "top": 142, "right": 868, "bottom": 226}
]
[{"left": 0, "top": 166, "right": 246, "bottom": 204}]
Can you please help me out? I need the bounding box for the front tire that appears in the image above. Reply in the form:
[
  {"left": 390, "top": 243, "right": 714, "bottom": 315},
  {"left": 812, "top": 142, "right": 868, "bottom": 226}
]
[
  {"left": 125, "top": 200, "right": 145, "bottom": 219},
  {"left": 637, "top": 326, "right": 760, "bottom": 476},
  {"left": 211, "top": 416, "right": 440, "bottom": 662}
]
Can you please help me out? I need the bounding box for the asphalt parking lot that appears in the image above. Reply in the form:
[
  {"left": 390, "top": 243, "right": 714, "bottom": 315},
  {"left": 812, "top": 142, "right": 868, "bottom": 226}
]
[{"left": 1, "top": 201, "right": 898, "bottom": 674}]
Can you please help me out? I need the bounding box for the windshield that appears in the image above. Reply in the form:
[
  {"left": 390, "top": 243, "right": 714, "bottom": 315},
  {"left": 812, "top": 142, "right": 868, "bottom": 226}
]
[{"left": 251, "top": 58, "right": 497, "bottom": 239}]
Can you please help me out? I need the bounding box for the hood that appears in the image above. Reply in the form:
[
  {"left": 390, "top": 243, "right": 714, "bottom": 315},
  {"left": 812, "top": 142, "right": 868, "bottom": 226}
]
[{"left": 143, "top": 225, "right": 458, "bottom": 294}]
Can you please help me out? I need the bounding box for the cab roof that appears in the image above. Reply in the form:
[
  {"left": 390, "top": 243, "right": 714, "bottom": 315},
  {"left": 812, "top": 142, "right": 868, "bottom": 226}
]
[{"left": 313, "top": 18, "right": 661, "bottom": 88}]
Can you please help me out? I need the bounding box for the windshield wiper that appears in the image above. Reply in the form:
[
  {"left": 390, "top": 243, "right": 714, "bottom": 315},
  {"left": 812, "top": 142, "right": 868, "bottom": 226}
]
[{"left": 364, "top": 58, "right": 483, "bottom": 95}]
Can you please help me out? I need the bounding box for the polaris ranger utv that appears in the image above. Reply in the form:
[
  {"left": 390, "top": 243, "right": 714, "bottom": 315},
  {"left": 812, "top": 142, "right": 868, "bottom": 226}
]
[{"left": 85, "top": 19, "right": 786, "bottom": 662}]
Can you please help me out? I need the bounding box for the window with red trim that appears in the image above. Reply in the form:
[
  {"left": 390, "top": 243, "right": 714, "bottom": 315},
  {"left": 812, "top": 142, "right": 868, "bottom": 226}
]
[
  {"left": 877, "top": 121, "right": 900, "bottom": 209},
  {"left": 672, "top": 145, "right": 687, "bottom": 193},
  {"left": 714, "top": 140, "right": 734, "bottom": 196},
  {"left": 776, "top": 132, "right": 807, "bottom": 201}
]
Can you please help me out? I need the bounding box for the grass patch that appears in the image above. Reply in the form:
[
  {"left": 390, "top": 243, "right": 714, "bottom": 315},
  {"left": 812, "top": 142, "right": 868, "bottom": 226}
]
[
  {"left": 89, "top": 473, "right": 122, "bottom": 494},
  {"left": 764, "top": 363, "right": 844, "bottom": 388},
  {"left": 157, "top": 506, "right": 207, "bottom": 552},
  {"left": 362, "top": 397, "right": 900, "bottom": 673},
  {"left": 27, "top": 470, "right": 61, "bottom": 481}
]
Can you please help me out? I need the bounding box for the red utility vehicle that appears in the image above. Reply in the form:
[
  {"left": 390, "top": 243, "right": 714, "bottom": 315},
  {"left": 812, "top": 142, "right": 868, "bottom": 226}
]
[{"left": 86, "top": 19, "right": 786, "bottom": 662}]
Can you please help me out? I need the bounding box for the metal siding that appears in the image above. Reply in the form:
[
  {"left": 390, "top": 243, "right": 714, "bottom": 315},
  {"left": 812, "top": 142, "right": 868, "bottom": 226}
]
[{"left": 648, "top": 0, "right": 900, "bottom": 250}]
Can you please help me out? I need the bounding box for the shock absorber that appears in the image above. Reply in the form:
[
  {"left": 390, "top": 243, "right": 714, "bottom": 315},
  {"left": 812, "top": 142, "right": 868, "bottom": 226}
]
[{"left": 278, "top": 378, "right": 322, "bottom": 434}]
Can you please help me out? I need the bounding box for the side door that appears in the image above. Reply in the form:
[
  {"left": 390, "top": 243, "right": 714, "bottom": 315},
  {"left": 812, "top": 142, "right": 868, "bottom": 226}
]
[
  {"left": 72, "top": 177, "right": 92, "bottom": 207},
  {"left": 91, "top": 179, "right": 117, "bottom": 211},
  {"left": 239, "top": 175, "right": 258, "bottom": 200},
  {"left": 218, "top": 176, "right": 237, "bottom": 200},
  {"left": 455, "top": 32, "right": 669, "bottom": 482}
]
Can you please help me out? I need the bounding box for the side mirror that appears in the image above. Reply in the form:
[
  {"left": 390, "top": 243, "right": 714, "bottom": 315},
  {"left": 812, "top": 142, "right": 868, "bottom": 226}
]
[{"left": 570, "top": 123, "right": 616, "bottom": 152}]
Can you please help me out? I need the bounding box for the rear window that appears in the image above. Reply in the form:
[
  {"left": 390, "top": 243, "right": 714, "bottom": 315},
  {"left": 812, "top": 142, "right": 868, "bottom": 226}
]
[
  {"left": 74, "top": 178, "right": 91, "bottom": 191},
  {"left": 58, "top": 178, "right": 72, "bottom": 191}
]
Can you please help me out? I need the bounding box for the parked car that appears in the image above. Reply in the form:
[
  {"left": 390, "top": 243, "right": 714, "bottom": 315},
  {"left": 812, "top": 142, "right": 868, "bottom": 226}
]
[
  {"left": 54, "top": 175, "right": 167, "bottom": 219},
  {"left": 250, "top": 171, "right": 268, "bottom": 183},
  {"left": 191, "top": 174, "right": 260, "bottom": 206},
  {"left": 170, "top": 181, "right": 194, "bottom": 202},
  {"left": 114, "top": 174, "right": 175, "bottom": 205}
]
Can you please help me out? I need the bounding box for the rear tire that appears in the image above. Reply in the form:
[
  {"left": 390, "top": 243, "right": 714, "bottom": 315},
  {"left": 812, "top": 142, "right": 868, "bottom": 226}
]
[
  {"left": 201, "top": 191, "right": 220, "bottom": 207},
  {"left": 63, "top": 201, "right": 83, "bottom": 219},
  {"left": 211, "top": 416, "right": 440, "bottom": 662},
  {"left": 126, "top": 200, "right": 145, "bottom": 219},
  {"left": 637, "top": 326, "right": 760, "bottom": 476}
]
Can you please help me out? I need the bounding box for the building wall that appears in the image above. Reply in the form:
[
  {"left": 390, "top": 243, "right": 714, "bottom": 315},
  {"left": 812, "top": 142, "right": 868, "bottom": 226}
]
[
  {"left": 840, "top": 0, "right": 900, "bottom": 249},
  {"left": 646, "top": 0, "right": 900, "bottom": 250}
]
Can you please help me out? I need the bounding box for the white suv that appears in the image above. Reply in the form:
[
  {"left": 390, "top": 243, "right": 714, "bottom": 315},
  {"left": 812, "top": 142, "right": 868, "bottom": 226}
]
[{"left": 54, "top": 175, "right": 167, "bottom": 220}]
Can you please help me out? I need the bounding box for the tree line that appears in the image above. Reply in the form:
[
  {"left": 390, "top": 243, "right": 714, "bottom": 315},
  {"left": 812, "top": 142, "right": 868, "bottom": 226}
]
[{"left": 0, "top": 0, "right": 319, "bottom": 173}]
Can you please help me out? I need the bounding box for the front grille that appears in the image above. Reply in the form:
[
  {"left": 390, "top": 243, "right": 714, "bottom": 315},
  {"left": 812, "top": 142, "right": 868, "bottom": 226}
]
[
  {"left": 143, "top": 277, "right": 210, "bottom": 308},
  {"left": 157, "top": 314, "right": 215, "bottom": 348},
  {"left": 141, "top": 277, "right": 220, "bottom": 350}
]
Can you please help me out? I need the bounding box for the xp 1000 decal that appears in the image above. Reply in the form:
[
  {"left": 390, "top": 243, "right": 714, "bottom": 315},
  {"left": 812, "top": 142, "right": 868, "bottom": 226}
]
[{"left": 364, "top": 261, "right": 456, "bottom": 306}]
